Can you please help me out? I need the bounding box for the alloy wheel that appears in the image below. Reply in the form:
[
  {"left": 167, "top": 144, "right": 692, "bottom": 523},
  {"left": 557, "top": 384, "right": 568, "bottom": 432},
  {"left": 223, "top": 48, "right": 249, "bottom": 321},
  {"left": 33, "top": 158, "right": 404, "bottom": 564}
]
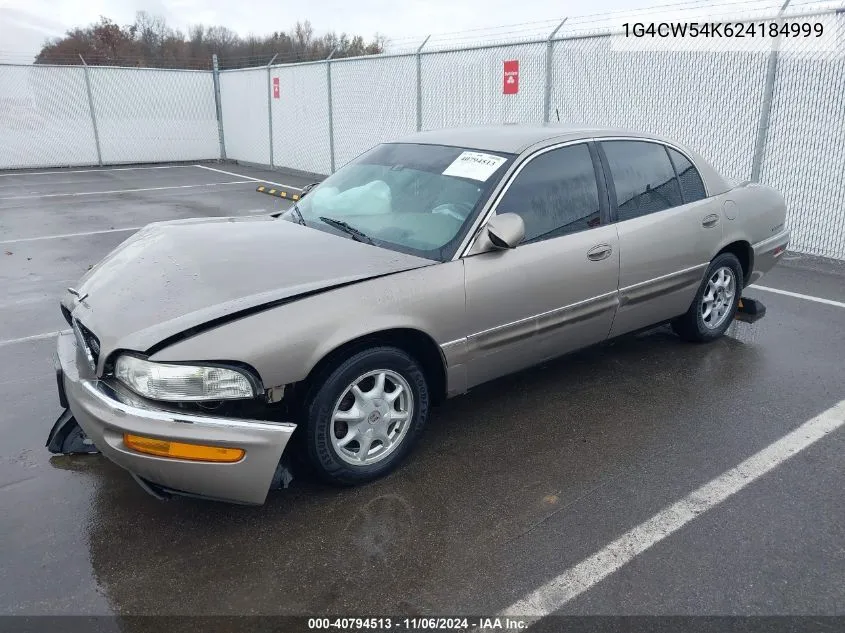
[
  {"left": 330, "top": 369, "right": 414, "bottom": 466},
  {"left": 701, "top": 266, "right": 736, "bottom": 329}
]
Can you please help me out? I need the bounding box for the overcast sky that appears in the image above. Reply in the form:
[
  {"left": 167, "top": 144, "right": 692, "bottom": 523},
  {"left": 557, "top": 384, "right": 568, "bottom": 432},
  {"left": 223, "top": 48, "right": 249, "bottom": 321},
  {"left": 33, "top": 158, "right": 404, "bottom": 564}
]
[
  {"left": 0, "top": 0, "right": 689, "bottom": 62},
  {"left": 2, "top": 0, "right": 825, "bottom": 62}
]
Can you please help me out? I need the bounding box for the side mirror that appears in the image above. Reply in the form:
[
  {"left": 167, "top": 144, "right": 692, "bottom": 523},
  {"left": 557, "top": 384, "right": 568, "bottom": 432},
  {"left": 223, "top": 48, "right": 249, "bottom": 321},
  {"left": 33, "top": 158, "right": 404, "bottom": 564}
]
[{"left": 485, "top": 213, "right": 525, "bottom": 250}]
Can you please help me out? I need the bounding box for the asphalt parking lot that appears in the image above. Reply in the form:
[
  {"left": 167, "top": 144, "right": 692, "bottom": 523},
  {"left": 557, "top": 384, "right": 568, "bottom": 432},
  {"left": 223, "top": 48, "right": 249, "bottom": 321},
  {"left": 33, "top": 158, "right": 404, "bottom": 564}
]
[{"left": 0, "top": 163, "right": 843, "bottom": 620}]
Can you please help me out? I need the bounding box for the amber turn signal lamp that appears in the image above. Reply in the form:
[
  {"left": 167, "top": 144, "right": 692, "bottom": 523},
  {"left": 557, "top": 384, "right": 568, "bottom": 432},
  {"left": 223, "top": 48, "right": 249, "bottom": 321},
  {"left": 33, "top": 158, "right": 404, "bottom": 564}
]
[{"left": 123, "top": 434, "right": 245, "bottom": 463}]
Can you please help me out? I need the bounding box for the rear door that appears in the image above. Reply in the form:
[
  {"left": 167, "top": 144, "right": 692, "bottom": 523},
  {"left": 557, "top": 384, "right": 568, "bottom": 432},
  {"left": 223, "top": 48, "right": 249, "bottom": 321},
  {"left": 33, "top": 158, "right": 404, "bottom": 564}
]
[
  {"left": 598, "top": 139, "right": 722, "bottom": 337},
  {"left": 462, "top": 142, "right": 620, "bottom": 388}
]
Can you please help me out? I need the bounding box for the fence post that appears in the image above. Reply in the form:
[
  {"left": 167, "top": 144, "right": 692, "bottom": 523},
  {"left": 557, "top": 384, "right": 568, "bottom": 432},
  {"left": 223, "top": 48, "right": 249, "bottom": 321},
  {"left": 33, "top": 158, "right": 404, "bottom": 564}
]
[
  {"left": 327, "top": 48, "right": 337, "bottom": 173},
  {"left": 266, "top": 54, "right": 279, "bottom": 168},
  {"left": 543, "top": 18, "right": 567, "bottom": 124},
  {"left": 416, "top": 35, "right": 431, "bottom": 132},
  {"left": 751, "top": 0, "right": 791, "bottom": 182},
  {"left": 212, "top": 54, "right": 226, "bottom": 160},
  {"left": 78, "top": 55, "right": 103, "bottom": 166}
]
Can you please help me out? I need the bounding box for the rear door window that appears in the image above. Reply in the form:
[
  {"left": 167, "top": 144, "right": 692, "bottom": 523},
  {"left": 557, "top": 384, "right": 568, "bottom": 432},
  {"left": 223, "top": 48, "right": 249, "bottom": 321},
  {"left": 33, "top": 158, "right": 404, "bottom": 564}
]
[{"left": 601, "top": 140, "right": 683, "bottom": 221}]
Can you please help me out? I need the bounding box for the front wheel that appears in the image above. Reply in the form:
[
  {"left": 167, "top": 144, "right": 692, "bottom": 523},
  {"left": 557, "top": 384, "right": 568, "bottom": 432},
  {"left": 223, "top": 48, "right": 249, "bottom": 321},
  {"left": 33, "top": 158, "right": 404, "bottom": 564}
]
[
  {"left": 672, "top": 252, "right": 743, "bottom": 342},
  {"left": 303, "top": 346, "right": 430, "bottom": 485}
]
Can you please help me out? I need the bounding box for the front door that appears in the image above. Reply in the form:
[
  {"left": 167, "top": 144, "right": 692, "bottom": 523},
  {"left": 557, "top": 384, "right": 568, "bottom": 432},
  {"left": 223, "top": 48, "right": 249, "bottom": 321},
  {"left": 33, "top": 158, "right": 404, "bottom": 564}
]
[{"left": 462, "top": 142, "right": 620, "bottom": 389}]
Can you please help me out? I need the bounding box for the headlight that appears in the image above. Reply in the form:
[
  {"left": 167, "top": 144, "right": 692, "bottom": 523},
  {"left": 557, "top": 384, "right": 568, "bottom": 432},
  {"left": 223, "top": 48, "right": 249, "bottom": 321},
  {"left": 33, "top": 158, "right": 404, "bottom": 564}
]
[{"left": 114, "top": 355, "right": 257, "bottom": 402}]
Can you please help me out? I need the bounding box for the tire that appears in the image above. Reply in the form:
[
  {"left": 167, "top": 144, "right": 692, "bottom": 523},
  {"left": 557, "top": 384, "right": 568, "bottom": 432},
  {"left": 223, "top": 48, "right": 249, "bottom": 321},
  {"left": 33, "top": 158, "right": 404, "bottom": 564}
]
[
  {"left": 671, "top": 252, "right": 743, "bottom": 343},
  {"left": 303, "top": 346, "right": 430, "bottom": 485}
]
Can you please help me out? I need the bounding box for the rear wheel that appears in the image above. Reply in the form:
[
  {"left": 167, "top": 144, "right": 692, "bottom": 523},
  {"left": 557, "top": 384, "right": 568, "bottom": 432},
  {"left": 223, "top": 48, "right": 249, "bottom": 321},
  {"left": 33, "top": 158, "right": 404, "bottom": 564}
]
[
  {"left": 672, "top": 252, "right": 742, "bottom": 342},
  {"left": 303, "top": 346, "right": 430, "bottom": 485}
]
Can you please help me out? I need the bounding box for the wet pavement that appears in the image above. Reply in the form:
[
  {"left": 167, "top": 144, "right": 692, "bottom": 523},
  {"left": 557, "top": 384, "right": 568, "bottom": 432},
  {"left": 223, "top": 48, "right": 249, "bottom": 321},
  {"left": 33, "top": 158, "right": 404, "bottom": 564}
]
[{"left": 0, "top": 164, "right": 843, "bottom": 617}]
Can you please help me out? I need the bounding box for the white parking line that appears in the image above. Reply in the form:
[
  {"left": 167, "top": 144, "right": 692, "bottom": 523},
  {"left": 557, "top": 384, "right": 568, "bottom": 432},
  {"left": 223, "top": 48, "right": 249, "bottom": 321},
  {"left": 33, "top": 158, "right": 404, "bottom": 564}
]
[
  {"left": 0, "top": 227, "right": 141, "bottom": 245},
  {"left": 501, "top": 398, "right": 845, "bottom": 617},
  {"left": 193, "top": 164, "right": 304, "bottom": 190},
  {"left": 0, "top": 165, "right": 195, "bottom": 177},
  {"left": 751, "top": 285, "right": 845, "bottom": 310},
  {"left": 0, "top": 330, "right": 70, "bottom": 347},
  {"left": 0, "top": 180, "right": 253, "bottom": 201}
]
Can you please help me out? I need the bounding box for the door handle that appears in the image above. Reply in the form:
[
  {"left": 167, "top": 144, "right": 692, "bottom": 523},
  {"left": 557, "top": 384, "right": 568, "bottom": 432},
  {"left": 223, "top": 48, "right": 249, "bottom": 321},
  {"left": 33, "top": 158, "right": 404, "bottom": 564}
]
[
  {"left": 702, "top": 214, "right": 720, "bottom": 228},
  {"left": 587, "top": 244, "right": 612, "bottom": 261}
]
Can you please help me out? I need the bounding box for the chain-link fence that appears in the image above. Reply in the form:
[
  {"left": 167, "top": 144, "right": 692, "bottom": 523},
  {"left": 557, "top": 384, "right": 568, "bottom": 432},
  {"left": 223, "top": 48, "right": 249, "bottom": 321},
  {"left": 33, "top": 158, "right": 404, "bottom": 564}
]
[
  {"left": 272, "top": 61, "right": 332, "bottom": 174},
  {"left": 0, "top": 2, "right": 843, "bottom": 258},
  {"left": 90, "top": 67, "right": 220, "bottom": 163},
  {"left": 549, "top": 38, "right": 770, "bottom": 185},
  {"left": 0, "top": 63, "right": 219, "bottom": 169},
  {"left": 0, "top": 64, "right": 99, "bottom": 168},
  {"left": 758, "top": 14, "right": 845, "bottom": 259},
  {"left": 423, "top": 42, "right": 547, "bottom": 129},
  {"left": 219, "top": 67, "right": 270, "bottom": 165}
]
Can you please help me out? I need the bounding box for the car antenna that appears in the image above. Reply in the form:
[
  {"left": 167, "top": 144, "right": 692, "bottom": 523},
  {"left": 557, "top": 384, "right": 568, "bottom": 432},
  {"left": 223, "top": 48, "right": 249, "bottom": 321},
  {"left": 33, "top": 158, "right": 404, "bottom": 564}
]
[{"left": 556, "top": 108, "right": 560, "bottom": 122}]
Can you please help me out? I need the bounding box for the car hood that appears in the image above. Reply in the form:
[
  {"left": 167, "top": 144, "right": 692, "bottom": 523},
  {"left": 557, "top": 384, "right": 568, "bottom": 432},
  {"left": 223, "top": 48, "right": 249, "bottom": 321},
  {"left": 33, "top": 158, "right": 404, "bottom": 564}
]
[{"left": 66, "top": 215, "right": 434, "bottom": 361}]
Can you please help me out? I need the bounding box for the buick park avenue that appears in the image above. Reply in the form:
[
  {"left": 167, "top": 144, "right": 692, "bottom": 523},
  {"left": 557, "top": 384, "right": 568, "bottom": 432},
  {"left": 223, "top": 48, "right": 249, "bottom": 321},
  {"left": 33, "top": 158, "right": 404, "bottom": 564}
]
[{"left": 47, "top": 125, "right": 789, "bottom": 504}]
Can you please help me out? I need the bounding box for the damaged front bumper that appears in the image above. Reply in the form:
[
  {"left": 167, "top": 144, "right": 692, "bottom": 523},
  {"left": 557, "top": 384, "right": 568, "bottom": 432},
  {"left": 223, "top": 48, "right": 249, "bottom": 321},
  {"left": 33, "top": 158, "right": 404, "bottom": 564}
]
[{"left": 54, "top": 331, "right": 296, "bottom": 505}]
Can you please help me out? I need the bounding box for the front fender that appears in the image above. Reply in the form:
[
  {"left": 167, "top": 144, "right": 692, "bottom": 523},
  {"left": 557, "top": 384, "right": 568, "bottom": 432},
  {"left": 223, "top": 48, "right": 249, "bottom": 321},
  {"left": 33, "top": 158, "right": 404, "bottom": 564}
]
[{"left": 149, "top": 262, "right": 467, "bottom": 391}]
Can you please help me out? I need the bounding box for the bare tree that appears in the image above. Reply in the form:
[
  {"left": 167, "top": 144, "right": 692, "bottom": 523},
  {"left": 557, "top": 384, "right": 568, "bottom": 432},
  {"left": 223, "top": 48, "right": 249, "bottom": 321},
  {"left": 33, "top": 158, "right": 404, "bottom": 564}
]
[
  {"left": 293, "top": 21, "right": 314, "bottom": 53},
  {"left": 35, "top": 12, "right": 384, "bottom": 68}
]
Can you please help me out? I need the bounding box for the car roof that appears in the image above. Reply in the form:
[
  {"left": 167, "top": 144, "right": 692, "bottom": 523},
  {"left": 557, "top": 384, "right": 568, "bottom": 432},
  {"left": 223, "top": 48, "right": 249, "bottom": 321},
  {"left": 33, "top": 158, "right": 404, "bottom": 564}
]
[
  {"left": 393, "top": 124, "right": 731, "bottom": 195},
  {"left": 394, "top": 124, "right": 672, "bottom": 155}
]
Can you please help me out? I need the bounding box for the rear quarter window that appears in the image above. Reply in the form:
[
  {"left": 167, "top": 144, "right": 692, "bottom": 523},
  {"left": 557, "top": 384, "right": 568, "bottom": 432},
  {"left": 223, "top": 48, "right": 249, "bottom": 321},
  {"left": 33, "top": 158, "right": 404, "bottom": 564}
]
[{"left": 667, "top": 147, "right": 708, "bottom": 203}]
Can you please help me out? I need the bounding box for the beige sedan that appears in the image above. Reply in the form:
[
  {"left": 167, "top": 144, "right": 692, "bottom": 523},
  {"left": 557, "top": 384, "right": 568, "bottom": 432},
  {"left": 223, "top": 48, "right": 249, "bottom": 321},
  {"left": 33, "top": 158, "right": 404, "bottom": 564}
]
[{"left": 48, "top": 125, "right": 789, "bottom": 504}]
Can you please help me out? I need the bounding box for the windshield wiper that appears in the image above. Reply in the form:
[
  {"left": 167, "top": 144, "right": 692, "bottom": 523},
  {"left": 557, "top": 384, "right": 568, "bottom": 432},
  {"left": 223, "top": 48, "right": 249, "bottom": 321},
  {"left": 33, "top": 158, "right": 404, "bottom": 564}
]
[{"left": 318, "top": 216, "right": 375, "bottom": 245}]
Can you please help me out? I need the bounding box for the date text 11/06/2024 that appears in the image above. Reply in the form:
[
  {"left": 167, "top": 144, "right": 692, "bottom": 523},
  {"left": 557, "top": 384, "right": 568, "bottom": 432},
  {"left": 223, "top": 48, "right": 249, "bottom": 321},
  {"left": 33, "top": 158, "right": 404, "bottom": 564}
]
[{"left": 306, "top": 617, "right": 530, "bottom": 630}]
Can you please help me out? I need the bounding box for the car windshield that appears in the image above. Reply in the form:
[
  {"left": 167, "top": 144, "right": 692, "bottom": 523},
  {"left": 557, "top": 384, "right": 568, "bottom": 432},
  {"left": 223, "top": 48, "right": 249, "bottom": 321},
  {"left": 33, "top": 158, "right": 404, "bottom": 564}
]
[{"left": 286, "top": 143, "right": 515, "bottom": 261}]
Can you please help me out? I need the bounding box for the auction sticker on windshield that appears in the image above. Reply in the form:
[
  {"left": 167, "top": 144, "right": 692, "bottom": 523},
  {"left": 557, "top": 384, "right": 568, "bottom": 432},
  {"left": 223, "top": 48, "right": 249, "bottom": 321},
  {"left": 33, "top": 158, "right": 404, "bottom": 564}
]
[{"left": 442, "top": 151, "right": 507, "bottom": 181}]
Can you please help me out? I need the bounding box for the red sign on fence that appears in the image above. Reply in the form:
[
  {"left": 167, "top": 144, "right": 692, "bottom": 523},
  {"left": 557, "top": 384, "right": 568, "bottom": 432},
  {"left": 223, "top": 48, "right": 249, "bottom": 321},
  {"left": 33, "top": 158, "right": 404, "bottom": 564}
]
[
  {"left": 272, "top": 77, "right": 280, "bottom": 99},
  {"left": 503, "top": 60, "right": 519, "bottom": 94}
]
